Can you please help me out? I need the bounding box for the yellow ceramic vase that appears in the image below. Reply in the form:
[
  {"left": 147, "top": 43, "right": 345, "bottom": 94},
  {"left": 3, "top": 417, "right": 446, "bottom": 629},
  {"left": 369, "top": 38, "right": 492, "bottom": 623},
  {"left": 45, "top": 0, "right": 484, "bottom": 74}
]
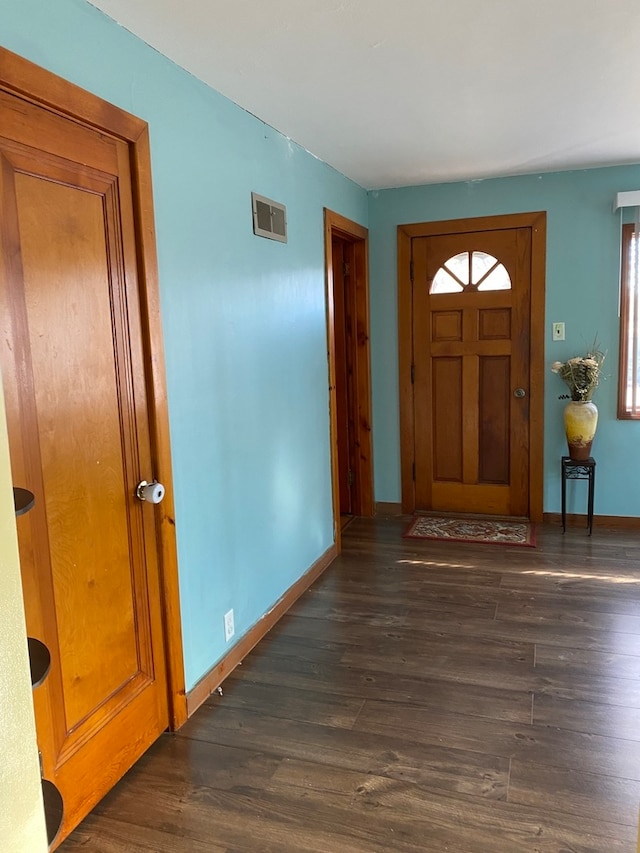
[{"left": 564, "top": 400, "right": 598, "bottom": 461}]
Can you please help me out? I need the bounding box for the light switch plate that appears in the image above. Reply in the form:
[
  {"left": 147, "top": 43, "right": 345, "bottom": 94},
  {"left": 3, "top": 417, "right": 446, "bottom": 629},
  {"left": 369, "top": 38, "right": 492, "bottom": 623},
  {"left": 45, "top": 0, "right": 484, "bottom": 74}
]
[{"left": 552, "top": 322, "right": 565, "bottom": 341}]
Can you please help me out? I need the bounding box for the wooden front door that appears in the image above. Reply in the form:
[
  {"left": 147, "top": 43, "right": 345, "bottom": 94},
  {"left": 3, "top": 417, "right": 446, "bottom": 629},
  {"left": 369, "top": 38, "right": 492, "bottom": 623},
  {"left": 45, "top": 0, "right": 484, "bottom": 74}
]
[
  {"left": 0, "top": 83, "right": 169, "bottom": 844},
  {"left": 411, "top": 225, "right": 533, "bottom": 516}
]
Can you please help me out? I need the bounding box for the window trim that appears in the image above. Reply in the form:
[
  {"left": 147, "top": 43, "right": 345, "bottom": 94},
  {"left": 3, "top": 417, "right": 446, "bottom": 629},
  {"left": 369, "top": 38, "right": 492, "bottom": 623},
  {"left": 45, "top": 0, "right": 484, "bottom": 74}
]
[{"left": 618, "top": 222, "right": 640, "bottom": 419}]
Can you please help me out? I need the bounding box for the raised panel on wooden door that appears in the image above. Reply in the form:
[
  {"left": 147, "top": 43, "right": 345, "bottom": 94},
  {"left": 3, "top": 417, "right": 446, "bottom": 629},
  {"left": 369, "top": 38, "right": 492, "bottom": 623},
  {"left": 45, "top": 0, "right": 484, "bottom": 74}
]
[
  {"left": 479, "top": 355, "right": 510, "bottom": 484},
  {"left": 478, "top": 308, "right": 511, "bottom": 341},
  {"left": 0, "top": 88, "right": 168, "bottom": 842},
  {"left": 432, "top": 356, "right": 463, "bottom": 483},
  {"left": 431, "top": 310, "right": 463, "bottom": 344}
]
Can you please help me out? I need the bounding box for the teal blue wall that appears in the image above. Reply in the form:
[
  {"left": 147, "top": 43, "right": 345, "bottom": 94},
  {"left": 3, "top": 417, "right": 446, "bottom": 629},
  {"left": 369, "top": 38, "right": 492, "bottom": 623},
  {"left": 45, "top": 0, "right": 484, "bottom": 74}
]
[
  {"left": 4, "top": 0, "right": 640, "bottom": 696},
  {"left": 368, "top": 166, "right": 640, "bottom": 518},
  {"left": 1, "top": 0, "right": 367, "bottom": 689}
]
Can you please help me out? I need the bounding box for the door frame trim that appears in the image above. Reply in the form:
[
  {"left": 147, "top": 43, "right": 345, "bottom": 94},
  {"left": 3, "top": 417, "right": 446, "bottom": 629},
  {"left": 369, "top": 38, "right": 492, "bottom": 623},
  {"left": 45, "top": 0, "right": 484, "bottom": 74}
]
[
  {"left": 397, "top": 212, "right": 546, "bottom": 522},
  {"left": 324, "top": 209, "right": 374, "bottom": 547},
  {"left": 0, "top": 47, "right": 188, "bottom": 728}
]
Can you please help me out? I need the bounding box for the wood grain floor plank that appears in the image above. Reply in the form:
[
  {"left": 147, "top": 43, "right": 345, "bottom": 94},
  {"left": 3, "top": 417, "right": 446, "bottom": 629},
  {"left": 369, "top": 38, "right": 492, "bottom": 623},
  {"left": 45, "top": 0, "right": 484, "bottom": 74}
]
[
  {"left": 533, "top": 664, "right": 640, "bottom": 707},
  {"left": 58, "top": 813, "right": 228, "bottom": 852},
  {"left": 324, "top": 558, "right": 504, "bottom": 588},
  {"left": 92, "top": 772, "right": 429, "bottom": 853},
  {"left": 340, "top": 640, "right": 537, "bottom": 693},
  {"left": 128, "top": 734, "right": 283, "bottom": 790},
  {"left": 57, "top": 813, "right": 229, "bottom": 853},
  {"left": 499, "top": 573, "right": 640, "bottom": 605},
  {"left": 205, "top": 678, "right": 365, "bottom": 729},
  {"left": 290, "top": 592, "right": 413, "bottom": 625},
  {"left": 496, "top": 598, "right": 640, "bottom": 636},
  {"left": 282, "top": 604, "right": 640, "bottom": 677},
  {"left": 499, "top": 585, "right": 640, "bottom": 616},
  {"left": 534, "top": 644, "right": 640, "bottom": 680},
  {"left": 533, "top": 693, "right": 640, "bottom": 740},
  {"left": 228, "top": 649, "right": 534, "bottom": 723},
  {"left": 409, "top": 605, "right": 640, "bottom": 654},
  {"left": 354, "top": 699, "right": 640, "bottom": 781},
  {"left": 509, "top": 759, "right": 640, "bottom": 827},
  {"left": 345, "top": 623, "right": 534, "bottom": 659},
  {"left": 303, "top": 577, "right": 502, "bottom": 611},
  {"left": 179, "top": 705, "right": 511, "bottom": 799},
  {"left": 266, "top": 756, "right": 635, "bottom": 852}
]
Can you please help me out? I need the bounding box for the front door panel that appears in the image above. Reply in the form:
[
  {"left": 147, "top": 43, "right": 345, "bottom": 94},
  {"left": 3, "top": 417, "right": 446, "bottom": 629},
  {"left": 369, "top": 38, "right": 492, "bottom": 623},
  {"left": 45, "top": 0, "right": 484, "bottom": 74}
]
[{"left": 412, "top": 227, "right": 531, "bottom": 516}]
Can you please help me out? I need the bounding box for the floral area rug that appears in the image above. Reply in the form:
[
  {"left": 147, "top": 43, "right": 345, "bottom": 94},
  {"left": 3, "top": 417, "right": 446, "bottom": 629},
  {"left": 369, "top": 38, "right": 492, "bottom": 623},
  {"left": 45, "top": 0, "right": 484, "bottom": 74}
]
[{"left": 404, "top": 515, "right": 536, "bottom": 547}]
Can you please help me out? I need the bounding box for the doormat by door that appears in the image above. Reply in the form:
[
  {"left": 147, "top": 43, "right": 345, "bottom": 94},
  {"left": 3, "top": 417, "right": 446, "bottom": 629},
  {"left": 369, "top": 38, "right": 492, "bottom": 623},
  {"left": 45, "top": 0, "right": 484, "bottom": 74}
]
[{"left": 404, "top": 515, "right": 536, "bottom": 547}]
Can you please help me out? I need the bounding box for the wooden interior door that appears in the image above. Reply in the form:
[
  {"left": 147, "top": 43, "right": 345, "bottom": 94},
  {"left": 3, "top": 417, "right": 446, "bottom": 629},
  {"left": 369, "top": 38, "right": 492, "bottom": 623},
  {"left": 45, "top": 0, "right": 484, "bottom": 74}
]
[
  {"left": 0, "top": 87, "right": 169, "bottom": 845},
  {"left": 324, "top": 209, "right": 375, "bottom": 540},
  {"left": 412, "top": 227, "right": 532, "bottom": 516},
  {"left": 332, "top": 236, "right": 358, "bottom": 516}
]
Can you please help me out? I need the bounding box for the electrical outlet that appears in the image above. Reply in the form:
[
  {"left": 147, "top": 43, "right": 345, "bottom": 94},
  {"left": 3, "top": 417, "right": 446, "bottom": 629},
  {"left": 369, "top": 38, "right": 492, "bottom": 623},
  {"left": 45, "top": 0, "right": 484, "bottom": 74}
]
[
  {"left": 552, "top": 322, "right": 565, "bottom": 341},
  {"left": 224, "top": 609, "right": 235, "bottom": 643}
]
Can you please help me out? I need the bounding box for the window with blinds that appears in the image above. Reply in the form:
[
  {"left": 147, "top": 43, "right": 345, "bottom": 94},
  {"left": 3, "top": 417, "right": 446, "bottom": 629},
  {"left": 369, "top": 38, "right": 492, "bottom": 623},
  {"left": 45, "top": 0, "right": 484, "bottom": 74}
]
[{"left": 618, "top": 223, "right": 640, "bottom": 418}]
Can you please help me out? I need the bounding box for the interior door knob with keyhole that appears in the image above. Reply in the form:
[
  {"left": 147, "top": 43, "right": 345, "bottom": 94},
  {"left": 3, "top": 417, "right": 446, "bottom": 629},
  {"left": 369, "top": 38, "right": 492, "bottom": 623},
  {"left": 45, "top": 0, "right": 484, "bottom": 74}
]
[{"left": 136, "top": 480, "right": 165, "bottom": 503}]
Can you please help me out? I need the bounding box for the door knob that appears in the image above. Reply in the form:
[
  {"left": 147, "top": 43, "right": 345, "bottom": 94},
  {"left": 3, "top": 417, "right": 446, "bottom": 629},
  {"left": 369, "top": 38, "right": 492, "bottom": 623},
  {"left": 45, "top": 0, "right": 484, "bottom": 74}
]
[
  {"left": 136, "top": 480, "right": 165, "bottom": 504},
  {"left": 513, "top": 388, "right": 526, "bottom": 398}
]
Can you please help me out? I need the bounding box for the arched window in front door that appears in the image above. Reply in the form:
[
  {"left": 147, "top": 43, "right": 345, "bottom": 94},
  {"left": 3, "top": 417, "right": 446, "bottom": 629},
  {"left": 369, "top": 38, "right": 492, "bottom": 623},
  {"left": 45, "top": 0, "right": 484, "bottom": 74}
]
[{"left": 430, "top": 251, "right": 511, "bottom": 294}]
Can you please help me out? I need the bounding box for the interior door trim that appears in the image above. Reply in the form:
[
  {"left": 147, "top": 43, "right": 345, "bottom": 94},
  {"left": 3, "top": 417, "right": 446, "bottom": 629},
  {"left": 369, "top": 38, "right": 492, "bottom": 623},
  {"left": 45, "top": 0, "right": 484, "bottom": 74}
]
[
  {"left": 324, "top": 209, "right": 374, "bottom": 549},
  {"left": 397, "top": 212, "right": 546, "bottom": 522},
  {"left": 0, "top": 46, "right": 188, "bottom": 728}
]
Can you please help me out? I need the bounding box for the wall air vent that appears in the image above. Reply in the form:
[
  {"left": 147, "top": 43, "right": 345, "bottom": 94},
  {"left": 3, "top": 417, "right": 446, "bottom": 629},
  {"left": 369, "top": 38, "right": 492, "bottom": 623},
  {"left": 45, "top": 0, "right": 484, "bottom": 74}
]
[{"left": 251, "top": 192, "right": 287, "bottom": 243}]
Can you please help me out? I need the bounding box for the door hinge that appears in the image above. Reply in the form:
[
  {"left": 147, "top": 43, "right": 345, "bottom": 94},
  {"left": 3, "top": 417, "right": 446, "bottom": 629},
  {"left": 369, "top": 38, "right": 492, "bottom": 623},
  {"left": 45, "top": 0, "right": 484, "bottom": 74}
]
[
  {"left": 409, "top": 259, "right": 414, "bottom": 282},
  {"left": 342, "top": 261, "right": 350, "bottom": 276},
  {"left": 348, "top": 468, "right": 354, "bottom": 487},
  {"left": 411, "top": 363, "right": 415, "bottom": 384},
  {"left": 412, "top": 462, "right": 416, "bottom": 481},
  {"left": 38, "top": 750, "right": 44, "bottom": 779}
]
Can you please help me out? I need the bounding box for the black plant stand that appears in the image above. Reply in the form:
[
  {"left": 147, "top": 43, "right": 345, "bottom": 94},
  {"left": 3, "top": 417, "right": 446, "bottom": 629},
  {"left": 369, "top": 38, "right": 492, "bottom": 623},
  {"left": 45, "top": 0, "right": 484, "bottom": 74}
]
[{"left": 561, "top": 456, "right": 596, "bottom": 535}]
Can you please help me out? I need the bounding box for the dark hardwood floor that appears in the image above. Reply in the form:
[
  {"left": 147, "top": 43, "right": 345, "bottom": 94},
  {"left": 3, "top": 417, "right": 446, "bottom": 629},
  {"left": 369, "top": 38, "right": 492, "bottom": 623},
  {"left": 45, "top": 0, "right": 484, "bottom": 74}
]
[{"left": 60, "top": 516, "right": 640, "bottom": 852}]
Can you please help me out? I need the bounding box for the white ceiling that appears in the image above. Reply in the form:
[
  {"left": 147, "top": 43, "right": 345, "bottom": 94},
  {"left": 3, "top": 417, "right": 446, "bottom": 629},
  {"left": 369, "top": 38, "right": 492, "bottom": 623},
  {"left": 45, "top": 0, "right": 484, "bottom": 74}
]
[{"left": 89, "top": 0, "right": 640, "bottom": 190}]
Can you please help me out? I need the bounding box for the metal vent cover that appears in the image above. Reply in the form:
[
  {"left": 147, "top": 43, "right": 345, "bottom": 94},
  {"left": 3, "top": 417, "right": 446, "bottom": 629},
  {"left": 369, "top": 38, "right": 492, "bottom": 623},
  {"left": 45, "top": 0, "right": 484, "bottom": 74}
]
[{"left": 251, "top": 192, "right": 287, "bottom": 242}]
